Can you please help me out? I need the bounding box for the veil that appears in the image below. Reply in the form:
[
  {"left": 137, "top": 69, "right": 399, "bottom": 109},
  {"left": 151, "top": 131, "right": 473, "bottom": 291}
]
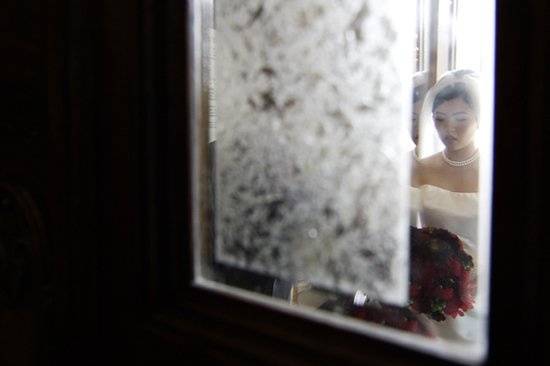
[{"left": 417, "top": 69, "right": 481, "bottom": 159}]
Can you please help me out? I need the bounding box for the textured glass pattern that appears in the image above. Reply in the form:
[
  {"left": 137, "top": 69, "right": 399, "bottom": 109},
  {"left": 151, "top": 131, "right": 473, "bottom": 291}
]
[{"left": 213, "top": 0, "right": 413, "bottom": 304}]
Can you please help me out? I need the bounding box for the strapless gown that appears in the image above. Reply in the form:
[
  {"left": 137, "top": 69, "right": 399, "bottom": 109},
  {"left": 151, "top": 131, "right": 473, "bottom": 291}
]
[{"left": 410, "top": 184, "right": 485, "bottom": 343}]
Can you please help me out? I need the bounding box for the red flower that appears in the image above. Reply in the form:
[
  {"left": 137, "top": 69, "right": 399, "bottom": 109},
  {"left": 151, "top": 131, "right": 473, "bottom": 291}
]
[
  {"left": 448, "top": 258, "right": 463, "bottom": 277},
  {"left": 409, "top": 227, "right": 475, "bottom": 322},
  {"left": 350, "top": 226, "right": 475, "bottom": 334},
  {"left": 444, "top": 301, "right": 460, "bottom": 318},
  {"left": 436, "top": 287, "right": 454, "bottom": 301}
]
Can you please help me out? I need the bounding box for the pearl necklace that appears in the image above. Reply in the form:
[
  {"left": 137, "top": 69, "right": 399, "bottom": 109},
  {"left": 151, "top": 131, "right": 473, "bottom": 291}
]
[{"left": 442, "top": 149, "right": 479, "bottom": 167}]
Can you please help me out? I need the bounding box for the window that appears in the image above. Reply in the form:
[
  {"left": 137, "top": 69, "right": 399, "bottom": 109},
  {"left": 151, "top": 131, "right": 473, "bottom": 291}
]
[{"left": 191, "top": 1, "right": 495, "bottom": 364}]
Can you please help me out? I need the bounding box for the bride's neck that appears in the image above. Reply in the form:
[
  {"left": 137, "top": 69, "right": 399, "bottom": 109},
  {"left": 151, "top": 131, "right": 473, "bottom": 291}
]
[{"left": 444, "top": 143, "right": 478, "bottom": 162}]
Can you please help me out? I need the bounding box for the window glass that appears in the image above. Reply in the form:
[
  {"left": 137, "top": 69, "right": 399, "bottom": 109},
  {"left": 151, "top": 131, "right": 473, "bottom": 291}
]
[{"left": 193, "top": 1, "right": 495, "bottom": 364}]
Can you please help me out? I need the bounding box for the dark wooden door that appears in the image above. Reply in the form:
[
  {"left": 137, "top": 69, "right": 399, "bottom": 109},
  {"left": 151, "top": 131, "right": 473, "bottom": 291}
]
[{"left": 2, "top": 1, "right": 548, "bottom": 365}]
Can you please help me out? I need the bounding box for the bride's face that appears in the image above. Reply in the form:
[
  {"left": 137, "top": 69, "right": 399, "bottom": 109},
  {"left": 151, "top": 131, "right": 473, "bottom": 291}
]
[{"left": 433, "top": 97, "right": 478, "bottom": 151}]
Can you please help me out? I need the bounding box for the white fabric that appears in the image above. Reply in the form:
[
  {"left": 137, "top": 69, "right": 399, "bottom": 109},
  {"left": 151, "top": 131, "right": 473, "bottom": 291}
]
[
  {"left": 409, "top": 185, "right": 422, "bottom": 228},
  {"left": 411, "top": 184, "right": 485, "bottom": 343}
]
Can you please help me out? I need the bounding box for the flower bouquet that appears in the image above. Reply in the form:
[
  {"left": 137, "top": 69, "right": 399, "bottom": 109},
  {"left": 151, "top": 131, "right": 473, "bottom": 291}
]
[
  {"left": 350, "top": 300, "right": 434, "bottom": 335},
  {"left": 348, "top": 226, "right": 475, "bottom": 335},
  {"left": 409, "top": 226, "right": 475, "bottom": 321}
]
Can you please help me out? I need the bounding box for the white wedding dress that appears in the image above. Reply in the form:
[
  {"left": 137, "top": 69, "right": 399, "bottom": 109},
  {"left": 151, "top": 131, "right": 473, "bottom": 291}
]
[{"left": 410, "top": 184, "right": 485, "bottom": 344}]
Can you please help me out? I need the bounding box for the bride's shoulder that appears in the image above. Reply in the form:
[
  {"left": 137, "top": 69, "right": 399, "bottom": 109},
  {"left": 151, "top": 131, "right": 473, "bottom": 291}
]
[
  {"left": 418, "top": 152, "right": 443, "bottom": 167},
  {"left": 412, "top": 152, "right": 443, "bottom": 187}
]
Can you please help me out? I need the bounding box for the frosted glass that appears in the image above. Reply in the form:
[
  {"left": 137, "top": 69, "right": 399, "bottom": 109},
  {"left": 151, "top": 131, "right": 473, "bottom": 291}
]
[{"left": 213, "top": 0, "right": 414, "bottom": 305}]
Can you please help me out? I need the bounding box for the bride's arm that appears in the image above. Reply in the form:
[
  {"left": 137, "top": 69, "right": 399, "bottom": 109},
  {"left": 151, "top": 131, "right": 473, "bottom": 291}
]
[
  {"left": 411, "top": 161, "right": 421, "bottom": 187},
  {"left": 411, "top": 158, "right": 429, "bottom": 188}
]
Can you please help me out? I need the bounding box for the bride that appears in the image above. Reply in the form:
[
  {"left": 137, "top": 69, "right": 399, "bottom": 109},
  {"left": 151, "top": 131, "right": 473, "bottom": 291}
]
[{"left": 411, "top": 69, "right": 484, "bottom": 343}]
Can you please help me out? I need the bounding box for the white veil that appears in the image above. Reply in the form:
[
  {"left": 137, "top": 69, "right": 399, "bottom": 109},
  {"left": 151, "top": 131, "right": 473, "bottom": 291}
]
[{"left": 417, "top": 69, "right": 481, "bottom": 159}]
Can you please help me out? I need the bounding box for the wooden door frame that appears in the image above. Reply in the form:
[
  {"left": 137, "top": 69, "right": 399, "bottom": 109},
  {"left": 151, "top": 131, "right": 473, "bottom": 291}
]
[{"left": 46, "top": 0, "right": 548, "bottom": 364}]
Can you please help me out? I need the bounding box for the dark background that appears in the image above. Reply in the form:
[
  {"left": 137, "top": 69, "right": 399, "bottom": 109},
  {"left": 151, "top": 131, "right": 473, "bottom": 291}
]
[{"left": 1, "top": 1, "right": 548, "bottom": 365}]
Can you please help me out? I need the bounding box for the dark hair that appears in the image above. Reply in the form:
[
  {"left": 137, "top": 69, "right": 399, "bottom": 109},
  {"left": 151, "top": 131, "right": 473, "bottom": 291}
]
[{"left": 432, "top": 82, "right": 479, "bottom": 116}]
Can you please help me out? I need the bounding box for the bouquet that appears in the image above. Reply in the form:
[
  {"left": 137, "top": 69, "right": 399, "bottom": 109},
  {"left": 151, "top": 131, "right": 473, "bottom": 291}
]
[
  {"left": 348, "top": 226, "right": 475, "bottom": 334},
  {"left": 408, "top": 226, "right": 475, "bottom": 321},
  {"left": 350, "top": 301, "right": 434, "bottom": 336}
]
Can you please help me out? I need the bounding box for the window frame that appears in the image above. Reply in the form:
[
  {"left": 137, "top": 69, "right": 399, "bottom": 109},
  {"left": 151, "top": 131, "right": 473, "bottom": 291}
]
[{"left": 136, "top": 0, "right": 549, "bottom": 365}]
